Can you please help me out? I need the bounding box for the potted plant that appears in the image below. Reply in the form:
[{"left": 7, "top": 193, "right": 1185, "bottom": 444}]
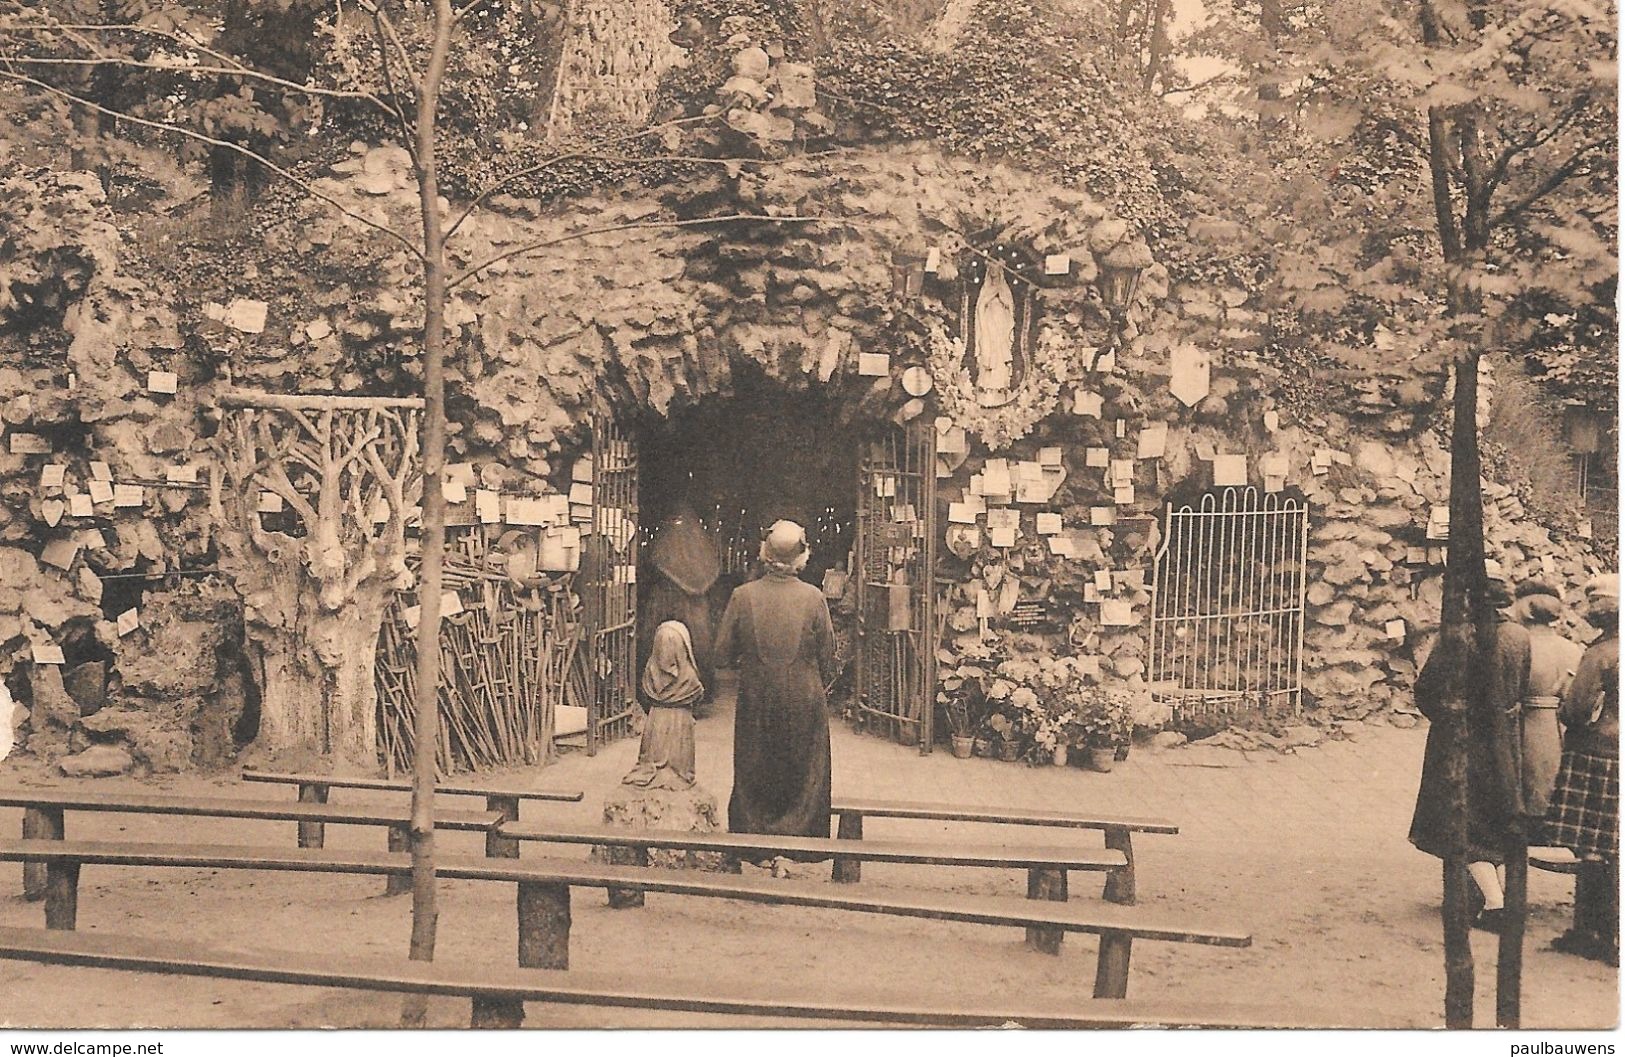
[
  {"left": 936, "top": 647, "right": 994, "bottom": 759},
  {"left": 987, "top": 713, "right": 1021, "bottom": 761},
  {"left": 1071, "top": 685, "right": 1131, "bottom": 772}
]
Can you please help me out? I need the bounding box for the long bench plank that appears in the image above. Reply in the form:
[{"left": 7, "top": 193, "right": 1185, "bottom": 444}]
[
  {"left": 497, "top": 824, "right": 1126, "bottom": 872},
  {"left": 240, "top": 770, "right": 579, "bottom": 860},
  {"left": 1, "top": 790, "right": 502, "bottom": 901},
  {"left": 241, "top": 770, "right": 584, "bottom": 803},
  {"left": 832, "top": 797, "right": 1178, "bottom": 833},
  {"left": 0, "top": 790, "right": 501, "bottom": 830},
  {"left": 0, "top": 840, "right": 1237, "bottom": 942},
  {"left": 827, "top": 797, "right": 1175, "bottom": 906},
  {"left": 0, "top": 838, "right": 1249, "bottom": 998},
  {"left": 0, "top": 926, "right": 1295, "bottom": 1028}
]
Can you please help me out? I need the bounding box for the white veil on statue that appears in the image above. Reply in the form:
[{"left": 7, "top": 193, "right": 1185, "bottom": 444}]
[{"left": 974, "top": 261, "right": 1016, "bottom": 404}]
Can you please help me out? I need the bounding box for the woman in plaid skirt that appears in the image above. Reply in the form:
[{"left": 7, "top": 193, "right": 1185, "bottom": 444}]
[{"left": 1545, "top": 575, "right": 1619, "bottom": 965}]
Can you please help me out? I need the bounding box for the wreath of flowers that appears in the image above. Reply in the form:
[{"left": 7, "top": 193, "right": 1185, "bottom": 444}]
[{"left": 927, "top": 320, "right": 1076, "bottom": 450}]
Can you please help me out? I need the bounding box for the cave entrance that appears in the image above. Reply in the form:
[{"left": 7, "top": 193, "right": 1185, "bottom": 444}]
[
  {"left": 635, "top": 376, "right": 864, "bottom": 713},
  {"left": 627, "top": 368, "right": 938, "bottom": 752},
  {"left": 640, "top": 382, "right": 864, "bottom": 593}
]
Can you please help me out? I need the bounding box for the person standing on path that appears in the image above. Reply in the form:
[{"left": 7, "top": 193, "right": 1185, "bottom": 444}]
[
  {"left": 714, "top": 520, "right": 836, "bottom": 870},
  {"left": 1409, "top": 572, "right": 1531, "bottom": 932},
  {"left": 1514, "top": 581, "right": 1585, "bottom": 818},
  {"left": 1545, "top": 574, "right": 1620, "bottom": 966}
]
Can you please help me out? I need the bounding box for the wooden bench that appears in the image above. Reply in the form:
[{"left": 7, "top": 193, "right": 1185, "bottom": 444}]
[
  {"left": 0, "top": 789, "right": 502, "bottom": 900},
  {"left": 497, "top": 822, "right": 1123, "bottom": 950},
  {"left": 0, "top": 839, "right": 1251, "bottom": 999},
  {"left": 1529, "top": 848, "right": 1581, "bottom": 875},
  {"left": 240, "top": 769, "right": 583, "bottom": 857},
  {"left": 0, "top": 925, "right": 1298, "bottom": 1028},
  {"left": 829, "top": 797, "right": 1178, "bottom": 906}
]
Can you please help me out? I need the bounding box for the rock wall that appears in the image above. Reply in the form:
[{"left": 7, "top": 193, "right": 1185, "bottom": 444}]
[
  {"left": 548, "top": 0, "right": 688, "bottom": 136},
  {"left": 0, "top": 131, "right": 1606, "bottom": 772}
]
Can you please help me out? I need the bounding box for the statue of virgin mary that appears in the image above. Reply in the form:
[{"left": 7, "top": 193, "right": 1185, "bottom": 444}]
[{"left": 973, "top": 261, "right": 1016, "bottom": 406}]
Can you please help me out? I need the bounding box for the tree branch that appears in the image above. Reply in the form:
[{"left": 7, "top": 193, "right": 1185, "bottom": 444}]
[
  {"left": 451, "top": 0, "right": 497, "bottom": 30},
  {"left": 0, "top": 67, "right": 425, "bottom": 260},
  {"left": 447, "top": 212, "right": 820, "bottom": 289},
  {"left": 369, "top": 8, "right": 421, "bottom": 165},
  {"left": 1489, "top": 136, "right": 1614, "bottom": 228},
  {"left": 351, "top": 0, "right": 420, "bottom": 87},
  {"left": 0, "top": 53, "right": 400, "bottom": 116},
  {"left": 1485, "top": 95, "right": 1590, "bottom": 191}
]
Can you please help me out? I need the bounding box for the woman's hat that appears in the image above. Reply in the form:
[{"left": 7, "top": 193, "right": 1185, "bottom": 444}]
[
  {"left": 1583, "top": 574, "right": 1620, "bottom": 603},
  {"left": 1524, "top": 594, "right": 1564, "bottom": 625},
  {"left": 761, "top": 520, "right": 808, "bottom": 565}
]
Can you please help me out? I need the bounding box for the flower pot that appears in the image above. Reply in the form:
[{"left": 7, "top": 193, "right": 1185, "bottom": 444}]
[
  {"left": 1085, "top": 746, "right": 1116, "bottom": 773},
  {"left": 998, "top": 740, "right": 1021, "bottom": 762},
  {"left": 1052, "top": 744, "right": 1069, "bottom": 767},
  {"left": 1114, "top": 743, "right": 1131, "bottom": 762},
  {"left": 950, "top": 734, "right": 975, "bottom": 759}
]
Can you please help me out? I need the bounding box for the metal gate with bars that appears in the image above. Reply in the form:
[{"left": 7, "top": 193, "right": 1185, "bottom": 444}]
[
  {"left": 853, "top": 423, "right": 938, "bottom": 752},
  {"left": 582, "top": 413, "right": 639, "bottom": 754},
  {"left": 1147, "top": 487, "right": 1309, "bottom": 722}
]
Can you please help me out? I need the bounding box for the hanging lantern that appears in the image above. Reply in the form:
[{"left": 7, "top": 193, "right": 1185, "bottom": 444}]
[
  {"left": 891, "top": 244, "right": 927, "bottom": 299},
  {"left": 1564, "top": 403, "right": 1601, "bottom": 454},
  {"left": 1092, "top": 240, "right": 1152, "bottom": 368}
]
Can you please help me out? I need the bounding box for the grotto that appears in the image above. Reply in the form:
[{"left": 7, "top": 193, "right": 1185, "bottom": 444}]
[{"left": 0, "top": 64, "right": 1610, "bottom": 775}]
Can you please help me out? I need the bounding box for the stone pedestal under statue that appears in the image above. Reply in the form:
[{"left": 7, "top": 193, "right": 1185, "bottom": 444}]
[{"left": 595, "top": 784, "right": 727, "bottom": 907}]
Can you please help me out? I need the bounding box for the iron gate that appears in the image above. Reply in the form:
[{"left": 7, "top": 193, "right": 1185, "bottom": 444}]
[
  {"left": 854, "top": 422, "right": 937, "bottom": 752},
  {"left": 583, "top": 413, "right": 639, "bottom": 754},
  {"left": 1147, "top": 487, "right": 1309, "bottom": 722}
]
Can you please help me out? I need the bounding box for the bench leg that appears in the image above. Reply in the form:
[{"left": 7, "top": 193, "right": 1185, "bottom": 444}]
[
  {"left": 485, "top": 796, "right": 520, "bottom": 859},
  {"left": 45, "top": 861, "right": 80, "bottom": 930},
  {"left": 1025, "top": 868, "right": 1069, "bottom": 954},
  {"left": 1103, "top": 826, "right": 1136, "bottom": 905},
  {"left": 606, "top": 847, "right": 647, "bottom": 909},
  {"left": 470, "top": 996, "right": 525, "bottom": 1029},
  {"left": 517, "top": 882, "right": 571, "bottom": 970},
  {"left": 385, "top": 824, "right": 412, "bottom": 896},
  {"left": 297, "top": 784, "right": 329, "bottom": 850},
  {"left": 22, "top": 806, "right": 64, "bottom": 902},
  {"left": 1093, "top": 933, "right": 1133, "bottom": 999},
  {"left": 832, "top": 812, "right": 863, "bottom": 884}
]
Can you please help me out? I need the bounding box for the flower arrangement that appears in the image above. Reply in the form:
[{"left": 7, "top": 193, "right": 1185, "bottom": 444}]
[
  {"left": 926, "top": 321, "right": 1073, "bottom": 450},
  {"left": 936, "top": 632, "right": 1168, "bottom": 765},
  {"left": 1069, "top": 680, "right": 1152, "bottom": 750}
]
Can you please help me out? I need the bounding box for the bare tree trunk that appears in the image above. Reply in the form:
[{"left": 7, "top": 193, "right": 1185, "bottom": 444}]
[
  {"left": 401, "top": 0, "right": 455, "bottom": 1029},
  {"left": 1439, "top": 349, "right": 1483, "bottom": 1028},
  {"left": 1142, "top": 0, "right": 1172, "bottom": 93},
  {"left": 1257, "top": 0, "right": 1285, "bottom": 126}
]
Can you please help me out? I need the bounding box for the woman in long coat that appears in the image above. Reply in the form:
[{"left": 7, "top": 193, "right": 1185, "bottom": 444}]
[
  {"left": 715, "top": 520, "right": 835, "bottom": 856},
  {"left": 1409, "top": 575, "right": 1530, "bottom": 930},
  {"left": 1513, "top": 581, "right": 1585, "bottom": 816}
]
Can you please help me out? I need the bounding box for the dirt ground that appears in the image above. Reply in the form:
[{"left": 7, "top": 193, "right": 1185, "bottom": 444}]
[{"left": 0, "top": 679, "right": 1617, "bottom": 1030}]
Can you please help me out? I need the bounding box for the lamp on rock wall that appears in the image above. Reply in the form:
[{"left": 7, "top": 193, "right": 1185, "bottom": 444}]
[
  {"left": 1093, "top": 240, "right": 1152, "bottom": 369},
  {"left": 891, "top": 244, "right": 928, "bottom": 299}
]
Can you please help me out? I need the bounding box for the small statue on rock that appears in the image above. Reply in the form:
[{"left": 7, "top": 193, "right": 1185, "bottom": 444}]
[{"left": 621, "top": 620, "right": 704, "bottom": 789}]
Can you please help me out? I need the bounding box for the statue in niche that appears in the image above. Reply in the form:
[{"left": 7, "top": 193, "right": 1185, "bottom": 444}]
[{"left": 974, "top": 261, "right": 1016, "bottom": 404}]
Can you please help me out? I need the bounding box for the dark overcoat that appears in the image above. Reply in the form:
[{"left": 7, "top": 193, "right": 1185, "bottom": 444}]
[
  {"left": 1409, "top": 615, "right": 1531, "bottom": 862},
  {"left": 715, "top": 571, "right": 836, "bottom": 853}
]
